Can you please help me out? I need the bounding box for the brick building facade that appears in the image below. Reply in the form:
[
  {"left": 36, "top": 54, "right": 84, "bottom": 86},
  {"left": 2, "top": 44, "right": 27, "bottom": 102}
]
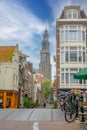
[{"left": 56, "top": 6, "right": 87, "bottom": 91}]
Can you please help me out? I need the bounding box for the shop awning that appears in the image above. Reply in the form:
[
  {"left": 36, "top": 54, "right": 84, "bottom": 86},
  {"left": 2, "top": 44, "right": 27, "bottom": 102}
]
[{"left": 74, "top": 68, "right": 87, "bottom": 80}]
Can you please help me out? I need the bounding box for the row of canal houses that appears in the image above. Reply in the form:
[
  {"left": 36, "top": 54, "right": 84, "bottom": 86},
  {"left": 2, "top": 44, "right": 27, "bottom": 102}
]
[{"left": 0, "top": 44, "right": 42, "bottom": 108}]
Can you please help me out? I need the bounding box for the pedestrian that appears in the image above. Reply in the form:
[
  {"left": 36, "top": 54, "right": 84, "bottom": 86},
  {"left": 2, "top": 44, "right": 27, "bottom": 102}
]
[
  {"left": 43, "top": 101, "right": 46, "bottom": 108},
  {"left": 60, "top": 98, "right": 64, "bottom": 111}
]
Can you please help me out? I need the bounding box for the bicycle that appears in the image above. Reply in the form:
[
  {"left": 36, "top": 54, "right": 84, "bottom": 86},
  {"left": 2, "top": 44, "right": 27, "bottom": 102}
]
[
  {"left": 64, "top": 93, "right": 79, "bottom": 122},
  {"left": 65, "top": 103, "right": 76, "bottom": 122}
]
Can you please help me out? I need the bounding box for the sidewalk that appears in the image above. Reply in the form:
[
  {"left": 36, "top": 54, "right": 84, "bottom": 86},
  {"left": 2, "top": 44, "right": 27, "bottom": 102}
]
[
  {"left": 0, "top": 121, "right": 86, "bottom": 130},
  {"left": 39, "top": 122, "right": 87, "bottom": 130},
  {"left": 76, "top": 119, "right": 87, "bottom": 130},
  {"left": 46, "top": 103, "right": 53, "bottom": 108}
]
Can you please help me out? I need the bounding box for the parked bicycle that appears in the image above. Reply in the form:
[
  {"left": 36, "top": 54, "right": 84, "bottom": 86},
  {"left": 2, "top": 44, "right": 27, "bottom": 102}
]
[{"left": 64, "top": 93, "right": 79, "bottom": 122}]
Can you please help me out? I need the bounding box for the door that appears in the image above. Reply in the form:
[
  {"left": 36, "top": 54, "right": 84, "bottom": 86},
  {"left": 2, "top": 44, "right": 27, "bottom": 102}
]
[{"left": 6, "top": 98, "right": 11, "bottom": 108}]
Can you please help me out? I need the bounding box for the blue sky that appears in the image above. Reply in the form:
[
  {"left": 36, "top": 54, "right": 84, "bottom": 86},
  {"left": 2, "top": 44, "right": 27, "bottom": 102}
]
[{"left": 0, "top": 0, "right": 87, "bottom": 80}]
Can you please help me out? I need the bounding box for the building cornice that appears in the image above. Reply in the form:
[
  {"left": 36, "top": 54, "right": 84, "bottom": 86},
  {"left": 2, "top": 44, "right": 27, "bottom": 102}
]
[{"left": 56, "top": 19, "right": 87, "bottom": 22}]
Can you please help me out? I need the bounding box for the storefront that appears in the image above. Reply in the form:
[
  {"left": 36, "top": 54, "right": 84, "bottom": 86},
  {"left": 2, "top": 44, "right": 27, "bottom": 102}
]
[{"left": 0, "top": 91, "right": 19, "bottom": 108}]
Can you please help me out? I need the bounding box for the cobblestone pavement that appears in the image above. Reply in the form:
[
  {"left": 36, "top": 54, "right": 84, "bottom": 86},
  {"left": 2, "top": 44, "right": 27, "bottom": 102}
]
[{"left": 0, "top": 121, "right": 87, "bottom": 130}]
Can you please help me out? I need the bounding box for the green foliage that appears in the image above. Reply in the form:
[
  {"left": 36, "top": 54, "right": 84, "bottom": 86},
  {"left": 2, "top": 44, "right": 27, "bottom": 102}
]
[
  {"left": 23, "top": 96, "right": 36, "bottom": 108},
  {"left": 53, "top": 101, "right": 57, "bottom": 108},
  {"left": 43, "top": 79, "right": 51, "bottom": 99}
]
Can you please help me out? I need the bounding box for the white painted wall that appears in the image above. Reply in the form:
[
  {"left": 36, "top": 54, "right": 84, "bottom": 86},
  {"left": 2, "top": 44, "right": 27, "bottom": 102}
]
[{"left": 0, "top": 46, "right": 19, "bottom": 91}]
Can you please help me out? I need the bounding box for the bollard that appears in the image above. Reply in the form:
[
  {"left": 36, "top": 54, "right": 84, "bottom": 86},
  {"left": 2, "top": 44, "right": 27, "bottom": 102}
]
[{"left": 80, "top": 93, "right": 85, "bottom": 122}]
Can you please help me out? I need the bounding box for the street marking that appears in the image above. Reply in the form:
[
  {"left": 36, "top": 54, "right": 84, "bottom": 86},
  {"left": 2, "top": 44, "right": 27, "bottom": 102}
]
[
  {"left": 33, "top": 122, "right": 39, "bottom": 130},
  {"left": 27, "top": 109, "right": 35, "bottom": 120}
]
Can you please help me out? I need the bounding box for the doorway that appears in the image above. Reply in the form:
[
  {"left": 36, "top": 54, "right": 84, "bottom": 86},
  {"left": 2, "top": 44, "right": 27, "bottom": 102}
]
[{"left": 6, "top": 98, "right": 11, "bottom": 108}]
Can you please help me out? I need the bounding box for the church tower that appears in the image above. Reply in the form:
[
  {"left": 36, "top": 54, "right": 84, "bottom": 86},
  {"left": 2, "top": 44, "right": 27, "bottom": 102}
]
[{"left": 39, "top": 28, "right": 51, "bottom": 80}]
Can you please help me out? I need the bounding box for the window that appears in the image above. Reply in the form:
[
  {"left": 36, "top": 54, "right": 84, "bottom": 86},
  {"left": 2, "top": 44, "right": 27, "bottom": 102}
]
[
  {"left": 61, "top": 47, "right": 64, "bottom": 51},
  {"left": 65, "top": 30, "right": 68, "bottom": 40},
  {"left": 61, "top": 26, "right": 64, "bottom": 30},
  {"left": 65, "top": 52, "right": 69, "bottom": 62},
  {"left": 70, "top": 47, "right": 77, "bottom": 50},
  {"left": 73, "top": 10, "right": 78, "bottom": 18},
  {"left": 61, "top": 68, "right": 64, "bottom": 71},
  {"left": 61, "top": 31, "right": 64, "bottom": 41},
  {"left": 61, "top": 73, "right": 64, "bottom": 84},
  {"left": 70, "top": 51, "right": 77, "bottom": 61},
  {"left": 65, "top": 47, "right": 68, "bottom": 50},
  {"left": 70, "top": 68, "right": 77, "bottom": 71},
  {"left": 66, "top": 73, "right": 69, "bottom": 84},
  {"left": 83, "top": 80, "right": 86, "bottom": 84},
  {"left": 78, "top": 30, "right": 81, "bottom": 41},
  {"left": 67, "top": 10, "right": 78, "bottom": 19},
  {"left": 78, "top": 51, "right": 82, "bottom": 62},
  {"left": 83, "top": 52, "right": 85, "bottom": 62},
  {"left": 70, "top": 73, "right": 77, "bottom": 84},
  {"left": 79, "top": 80, "right": 82, "bottom": 84},
  {"left": 67, "top": 10, "right": 72, "bottom": 18},
  {"left": 61, "top": 47, "right": 85, "bottom": 63},
  {"left": 82, "top": 31, "right": 85, "bottom": 41},
  {"left": 61, "top": 68, "right": 78, "bottom": 85},
  {"left": 69, "top": 30, "right": 77, "bottom": 40},
  {"left": 69, "top": 26, "right": 77, "bottom": 30},
  {"left": 61, "top": 52, "right": 64, "bottom": 62},
  {"left": 60, "top": 25, "right": 85, "bottom": 42}
]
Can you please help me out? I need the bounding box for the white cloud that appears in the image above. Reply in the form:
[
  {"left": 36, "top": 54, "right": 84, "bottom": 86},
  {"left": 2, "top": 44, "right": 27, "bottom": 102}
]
[
  {"left": 0, "top": 0, "right": 51, "bottom": 74},
  {"left": 0, "top": 1, "right": 57, "bottom": 78},
  {"left": 0, "top": 0, "right": 46, "bottom": 47},
  {"left": 2, "top": 0, "right": 87, "bottom": 80},
  {"left": 47, "top": 0, "right": 66, "bottom": 19}
]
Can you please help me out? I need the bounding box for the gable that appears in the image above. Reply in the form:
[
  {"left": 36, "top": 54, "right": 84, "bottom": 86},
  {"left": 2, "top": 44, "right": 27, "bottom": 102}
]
[{"left": 0, "top": 46, "right": 16, "bottom": 62}]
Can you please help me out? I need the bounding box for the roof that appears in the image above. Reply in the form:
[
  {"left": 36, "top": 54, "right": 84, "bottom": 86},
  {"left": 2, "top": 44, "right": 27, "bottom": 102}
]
[
  {"left": 80, "top": 10, "right": 87, "bottom": 18},
  {"left": 59, "top": 8, "right": 87, "bottom": 19},
  {"left": 0, "top": 46, "right": 16, "bottom": 62}
]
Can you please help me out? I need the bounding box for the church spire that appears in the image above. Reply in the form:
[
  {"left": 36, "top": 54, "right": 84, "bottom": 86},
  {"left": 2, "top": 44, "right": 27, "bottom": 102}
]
[
  {"left": 44, "top": 26, "right": 48, "bottom": 35},
  {"left": 39, "top": 28, "right": 51, "bottom": 80},
  {"left": 42, "top": 27, "right": 49, "bottom": 51}
]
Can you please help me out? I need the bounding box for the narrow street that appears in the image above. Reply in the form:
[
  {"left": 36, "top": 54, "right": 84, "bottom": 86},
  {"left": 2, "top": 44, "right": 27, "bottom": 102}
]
[
  {"left": 0, "top": 108, "right": 65, "bottom": 121},
  {"left": 0, "top": 108, "right": 86, "bottom": 130}
]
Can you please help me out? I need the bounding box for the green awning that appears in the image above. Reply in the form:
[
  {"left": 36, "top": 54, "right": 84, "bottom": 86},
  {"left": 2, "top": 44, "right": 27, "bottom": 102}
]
[{"left": 74, "top": 68, "right": 87, "bottom": 80}]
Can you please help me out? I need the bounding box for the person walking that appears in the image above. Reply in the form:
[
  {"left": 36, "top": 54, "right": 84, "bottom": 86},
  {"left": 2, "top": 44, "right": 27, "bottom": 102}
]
[
  {"left": 43, "top": 101, "right": 46, "bottom": 108},
  {"left": 60, "top": 98, "right": 64, "bottom": 111}
]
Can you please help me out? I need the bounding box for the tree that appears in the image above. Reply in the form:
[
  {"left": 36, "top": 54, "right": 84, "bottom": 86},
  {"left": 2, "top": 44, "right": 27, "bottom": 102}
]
[{"left": 43, "top": 79, "right": 51, "bottom": 100}]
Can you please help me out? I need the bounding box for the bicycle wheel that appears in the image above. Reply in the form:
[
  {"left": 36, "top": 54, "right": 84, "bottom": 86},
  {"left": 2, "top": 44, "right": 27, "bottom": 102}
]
[{"left": 65, "top": 107, "right": 76, "bottom": 122}]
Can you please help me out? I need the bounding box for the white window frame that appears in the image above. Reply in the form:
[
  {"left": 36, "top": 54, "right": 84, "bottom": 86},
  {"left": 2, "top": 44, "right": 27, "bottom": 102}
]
[
  {"left": 60, "top": 25, "right": 86, "bottom": 42},
  {"left": 67, "top": 9, "right": 78, "bottom": 19},
  {"left": 60, "top": 46, "right": 86, "bottom": 63}
]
